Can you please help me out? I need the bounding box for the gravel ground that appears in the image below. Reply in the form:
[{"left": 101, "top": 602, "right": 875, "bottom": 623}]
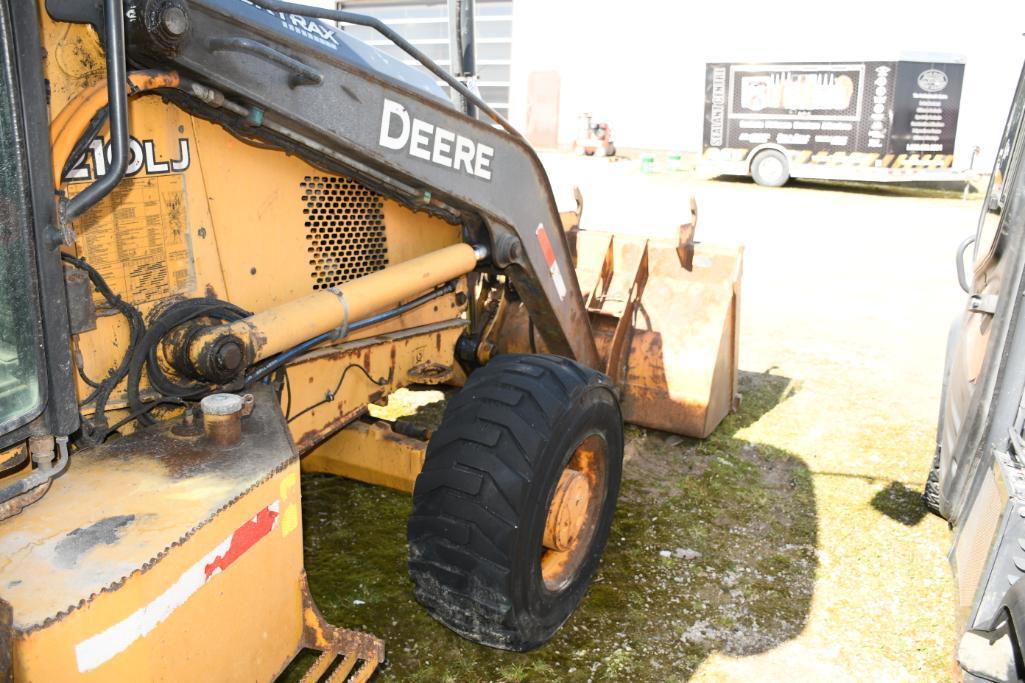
[{"left": 293, "top": 154, "right": 977, "bottom": 682}]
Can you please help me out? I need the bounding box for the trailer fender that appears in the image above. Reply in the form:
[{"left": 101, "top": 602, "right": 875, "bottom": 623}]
[{"left": 745, "top": 143, "right": 790, "bottom": 173}]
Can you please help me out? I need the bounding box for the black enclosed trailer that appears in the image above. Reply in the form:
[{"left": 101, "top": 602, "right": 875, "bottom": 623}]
[{"left": 701, "top": 57, "right": 965, "bottom": 186}]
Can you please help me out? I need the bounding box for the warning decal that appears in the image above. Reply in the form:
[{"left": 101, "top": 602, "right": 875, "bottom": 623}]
[{"left": 70, "top": 174, "right": 192, "bottom": 306}]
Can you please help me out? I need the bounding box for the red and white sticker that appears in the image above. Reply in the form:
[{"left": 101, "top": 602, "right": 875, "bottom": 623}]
[
  {"left": 75, "top": 501, "right": 280, "bottom": 673},
  {"left": 535, "top": 223, "right": 567, "bottom": 300}
]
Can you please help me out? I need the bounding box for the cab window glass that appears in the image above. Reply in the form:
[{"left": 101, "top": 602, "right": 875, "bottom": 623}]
[{"left": 0, "top": 51, "right": 41, "bottom": 430}]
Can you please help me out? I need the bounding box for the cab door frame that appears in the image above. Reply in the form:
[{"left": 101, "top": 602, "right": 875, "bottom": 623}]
[{"left": 0, "top": 0, "right": 78, "bottom": 450}]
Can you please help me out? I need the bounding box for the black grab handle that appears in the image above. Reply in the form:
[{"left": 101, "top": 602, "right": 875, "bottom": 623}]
[{"left": 208, "top": 36, "right": 323, "bottom": 87}]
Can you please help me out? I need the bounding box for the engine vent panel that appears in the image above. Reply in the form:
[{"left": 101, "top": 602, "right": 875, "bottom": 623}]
[{"left": 302, "top": 176, "right": 389, "bottom": 291}]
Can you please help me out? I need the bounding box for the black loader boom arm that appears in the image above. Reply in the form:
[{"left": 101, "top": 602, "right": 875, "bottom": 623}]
[{"left": 48, "top": 0, "right": 601, "bottom": 368}]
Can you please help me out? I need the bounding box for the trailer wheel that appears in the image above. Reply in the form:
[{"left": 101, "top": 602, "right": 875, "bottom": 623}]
[
  {"left": 750, "top": 149, "right": 790, "bottom": 187},
  {"left": 408, "top": 354, "right": 623, "bottom": 651}
]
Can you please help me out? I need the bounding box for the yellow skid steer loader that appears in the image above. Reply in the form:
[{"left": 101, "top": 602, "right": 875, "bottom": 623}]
[{"left": 0, "top": 0, "right": 742, "bottom": 679}]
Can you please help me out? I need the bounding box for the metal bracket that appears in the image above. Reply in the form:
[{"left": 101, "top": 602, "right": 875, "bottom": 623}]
[
  {"left": 969, "top": 294, "right": 999, "bottom": 315},
  {"left": 45, "top": 0, "right": 102, "bottom": 27}
]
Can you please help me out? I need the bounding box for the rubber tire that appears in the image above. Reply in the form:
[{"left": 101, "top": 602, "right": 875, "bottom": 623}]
[
  {"left": 750, "top": 149, "right": 790, "bottom": 187},
  {"left": 605, "top": 143, "right": 616, "bottom": 157},
  {"left": 407, "top": 354, "right": 624, "bottom": 651},
  {"left": 923, "top": 449, "right": 943, "bottom": 517}
]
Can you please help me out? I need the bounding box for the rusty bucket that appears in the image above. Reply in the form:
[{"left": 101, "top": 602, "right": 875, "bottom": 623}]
[{"left": 498, "top": 199, "right": 742, "bottom": 438}]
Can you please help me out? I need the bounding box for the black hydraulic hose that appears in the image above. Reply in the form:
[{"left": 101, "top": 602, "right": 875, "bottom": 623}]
[
  {"left": 244, "top": 0, "right": 523, "bottom": 142},
  {"left": 126, "top": 298, "right": 250, "bottom": 426},
  {"left": 61, "top": 253, "right": 144, "bottom": 439},
  {"left": 64, "top": 0, "right": 129, "bottom": 221}
]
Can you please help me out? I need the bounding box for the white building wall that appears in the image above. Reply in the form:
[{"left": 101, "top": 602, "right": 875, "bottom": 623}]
[{"left": 507, "top": 0, "right": 1025, "bottom": 168}]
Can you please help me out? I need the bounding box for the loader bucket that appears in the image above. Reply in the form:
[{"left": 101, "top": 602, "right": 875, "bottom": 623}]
[{"left": 497, "top": 224, "right": 742, "bottom": 439}]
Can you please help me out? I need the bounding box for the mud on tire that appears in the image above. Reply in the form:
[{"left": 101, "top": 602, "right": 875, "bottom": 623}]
[{"left": 407, "top": 354, "right": 624, "bottom": 651}]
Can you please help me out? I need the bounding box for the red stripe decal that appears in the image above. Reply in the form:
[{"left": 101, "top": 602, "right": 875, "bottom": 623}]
[
  {"left": 203, "top": 504, "right": 278, "bottom": 581},
  {"left": 535, "top": 224, "right": 555, "bottom": 267}
]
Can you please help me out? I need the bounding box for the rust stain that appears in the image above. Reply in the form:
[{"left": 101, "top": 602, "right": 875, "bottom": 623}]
[{"left": 296, "top": 405, "right": 367, "bottom": 453}]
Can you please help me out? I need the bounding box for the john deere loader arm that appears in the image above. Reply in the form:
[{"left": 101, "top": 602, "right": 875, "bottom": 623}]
[{"left": 50, "top": 0, "right": 600, "bottom": 370}]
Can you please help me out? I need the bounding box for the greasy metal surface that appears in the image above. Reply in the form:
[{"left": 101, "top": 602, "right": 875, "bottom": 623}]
[
  {"left": 301, "top": 419, "right": 427, "bottom": 493},
  {"left": 499, "top": 232, "right": 743, "bottom": 438},
  {"left": 63, "top": 267, "right": 97, "bottom": 334},
  {"left": 0, "top": 385, "right": 295, "bottom": 630},
  {"left": 286, "top": 320, "right": 465, "bottom": 453},
  {"left": 0, "top": 482, "right": 49, "bottom": 522}
]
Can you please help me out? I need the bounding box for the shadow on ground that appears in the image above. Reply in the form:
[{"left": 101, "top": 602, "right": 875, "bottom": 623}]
[
  {"left": 870, "top": 481, "right": 928, "bottom": 527},
  {"left": 283, "top": 370, "right": 817, "bottom": 682}
]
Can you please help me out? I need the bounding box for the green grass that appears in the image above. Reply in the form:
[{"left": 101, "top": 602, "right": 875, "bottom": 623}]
[{"left": 285, "top": 372, "right": 872, "bottom": 681}]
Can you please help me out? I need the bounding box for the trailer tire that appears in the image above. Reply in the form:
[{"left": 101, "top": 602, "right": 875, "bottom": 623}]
[
  {"left": 750, "top": 149, "right": 790, "bottom": 187},
  {"left": 408, "top": 354, "right": 623, "bottom": 651}
]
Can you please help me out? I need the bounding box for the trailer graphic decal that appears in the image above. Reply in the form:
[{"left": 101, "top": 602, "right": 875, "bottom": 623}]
[
  {"left": 728, "top": 64, "right": 865, "bottom": 122},
  {"left": 703, "top": 59, "right": 964, "bottom": 182},
  {"left": 74, "top": 501, "right": 281, "bottom": 673}
]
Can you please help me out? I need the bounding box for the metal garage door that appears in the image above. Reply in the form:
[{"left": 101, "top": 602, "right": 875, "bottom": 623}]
[{"left": 338, "top": 1, "right": 513, "bottom": 119}]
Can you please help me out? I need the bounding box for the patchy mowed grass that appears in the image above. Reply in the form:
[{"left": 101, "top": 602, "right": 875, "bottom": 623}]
[{"left": 287, "top": 373, "right": 825, "bottom": 681}]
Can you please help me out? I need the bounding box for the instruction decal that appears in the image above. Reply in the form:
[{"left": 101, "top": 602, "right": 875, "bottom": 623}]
[{"left": 70, "top": 174, "right": 193, "bottom": 306}]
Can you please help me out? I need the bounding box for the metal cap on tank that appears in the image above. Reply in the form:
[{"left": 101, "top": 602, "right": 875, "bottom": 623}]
[
  {"left": 200, "top": 393, "right": 252, "bottom": 446},
  {"left": 200, "top": 393, "right": 244, "bottom": 417}
]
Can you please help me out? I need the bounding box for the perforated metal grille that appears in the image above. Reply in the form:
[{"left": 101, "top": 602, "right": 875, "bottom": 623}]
[{"left": 302, "top": 176, "right": 389, "bottom": 291}]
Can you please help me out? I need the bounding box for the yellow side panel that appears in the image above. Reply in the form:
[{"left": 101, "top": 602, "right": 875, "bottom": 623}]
[{"left": 14, "top": 465, "right": 305, "bottom": 682}]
